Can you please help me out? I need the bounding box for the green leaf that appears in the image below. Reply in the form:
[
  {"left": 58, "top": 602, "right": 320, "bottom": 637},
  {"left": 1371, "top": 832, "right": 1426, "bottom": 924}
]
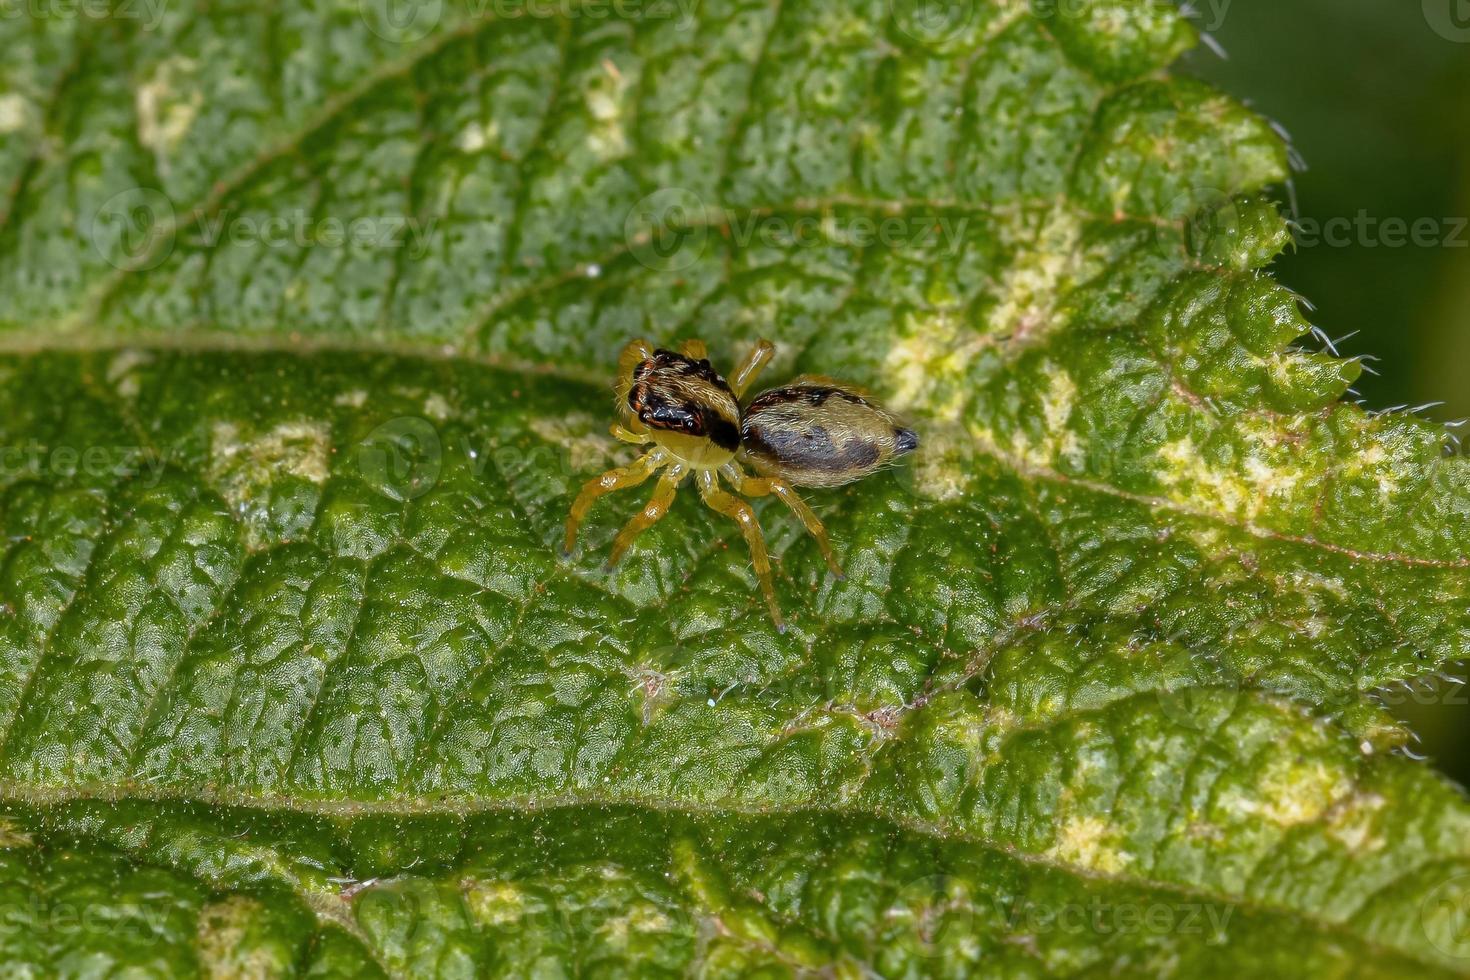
[{"left": 0, "top": 1, "right": 1468, "bottom": 976}]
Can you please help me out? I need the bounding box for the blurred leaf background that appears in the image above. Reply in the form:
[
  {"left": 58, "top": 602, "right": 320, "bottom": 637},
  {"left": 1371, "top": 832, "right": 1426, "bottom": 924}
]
[{"left": 1182, "top": 0, "right": 1470, "bottom": 782}]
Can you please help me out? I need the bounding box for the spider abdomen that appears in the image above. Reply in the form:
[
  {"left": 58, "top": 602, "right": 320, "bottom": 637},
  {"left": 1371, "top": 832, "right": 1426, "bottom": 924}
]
[{"left": 740, "top": 381, "right": 918, "bottom": 488}]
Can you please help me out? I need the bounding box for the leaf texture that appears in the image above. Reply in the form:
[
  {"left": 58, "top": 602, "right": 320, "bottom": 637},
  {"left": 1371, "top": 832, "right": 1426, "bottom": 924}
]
[{"left": 0, "top": 1, "right": 1467, "bottom": 975}]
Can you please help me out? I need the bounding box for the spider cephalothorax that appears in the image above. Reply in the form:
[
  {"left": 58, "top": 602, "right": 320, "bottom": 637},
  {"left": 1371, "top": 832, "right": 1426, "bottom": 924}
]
[
  {"left": 627, "top": 348, "right": 742, "bottom": 458},
  {"left": 563, "top": 338, "right": 919, "bottom": 630}
]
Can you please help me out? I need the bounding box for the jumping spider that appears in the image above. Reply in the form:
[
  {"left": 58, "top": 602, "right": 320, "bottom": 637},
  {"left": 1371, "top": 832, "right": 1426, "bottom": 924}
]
[{"left": 562, "top": 337, "right": 919, "bottom": 630}]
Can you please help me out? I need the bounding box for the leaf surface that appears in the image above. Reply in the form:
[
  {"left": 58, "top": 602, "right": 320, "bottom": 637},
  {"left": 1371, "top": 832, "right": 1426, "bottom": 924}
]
[{"left": 0, "top": 2, "right": 1468, "bottom": 975}]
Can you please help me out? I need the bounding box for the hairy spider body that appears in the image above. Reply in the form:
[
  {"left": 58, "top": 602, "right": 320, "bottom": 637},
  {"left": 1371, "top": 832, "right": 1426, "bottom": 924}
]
[
  {"left": 563, "top": 338, "right": 918, "bottom": 630},
  {"left": 741, "top": 379, "right": 919, "bottom": 489}
]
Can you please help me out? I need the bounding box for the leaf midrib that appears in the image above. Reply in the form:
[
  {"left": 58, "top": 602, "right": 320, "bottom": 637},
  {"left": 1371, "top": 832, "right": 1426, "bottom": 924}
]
[
  {"left": 0, "top": 335, "right": 1456, "bottom": 575},
  {"left": 2, "top": 778, "right": 1454, "bottom": 975}
]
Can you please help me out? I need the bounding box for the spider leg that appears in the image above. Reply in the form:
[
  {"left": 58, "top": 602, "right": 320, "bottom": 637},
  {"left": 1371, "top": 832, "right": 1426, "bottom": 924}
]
[
  {"left": 697, "top": 469, "right": 785, "bottom": 631},
  {"left": 721, "top": 462, "right": 843, "bottom": 579},
  {"left": 610, "top": 423, "right": 648, "bottom": 444},
  {"left": 563, "top": 449, "right": 666, "bottom": 556},
  {"left": 728, "top": 338, "right": 775, "bottom": 399},
  {"left": 616, "top": 339, "right": 655, "bottom": 436},
  {"left": 678, "top": 338, "right": 708, "bottom": 360},
  {"left": 605, "top": 464, "right": 687, "bottom": 569},
  {"left": 617, "top": 338, "right": 655, "bottom": 388}
]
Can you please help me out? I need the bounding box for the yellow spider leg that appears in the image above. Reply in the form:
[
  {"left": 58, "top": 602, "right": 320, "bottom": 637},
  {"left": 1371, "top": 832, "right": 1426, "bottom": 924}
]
[
  {"left": 563, "top": 449, "right": 666, "bottom": 555},
  {"left": 616, "top": 338, "right": 655, "bottom": 435},
  {"left": 605, "top": 465, "right": 686, "bottom": 569},
  {"left": 728, "top": 338, "right": 775, "bottom": 399},
  {"left": 721, "top": 463, "right": 843, "bottom": 579},
  {"left": 610, "top": 423, "right": 647, "bottom": 444},
  {"left": 678, "top": 338, "right": 708, "bottom": 360},
  {"left": 617, "top": 338, "right": 655, "bottom": 389},
  {"left": 697, "top": 469, "right": 785, "bottom": 631}
]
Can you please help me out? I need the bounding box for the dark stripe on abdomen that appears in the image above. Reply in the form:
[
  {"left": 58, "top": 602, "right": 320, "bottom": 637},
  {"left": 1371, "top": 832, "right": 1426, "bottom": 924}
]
[{"left": 743, "top": 421, "right": 878, "bottom": 474}]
